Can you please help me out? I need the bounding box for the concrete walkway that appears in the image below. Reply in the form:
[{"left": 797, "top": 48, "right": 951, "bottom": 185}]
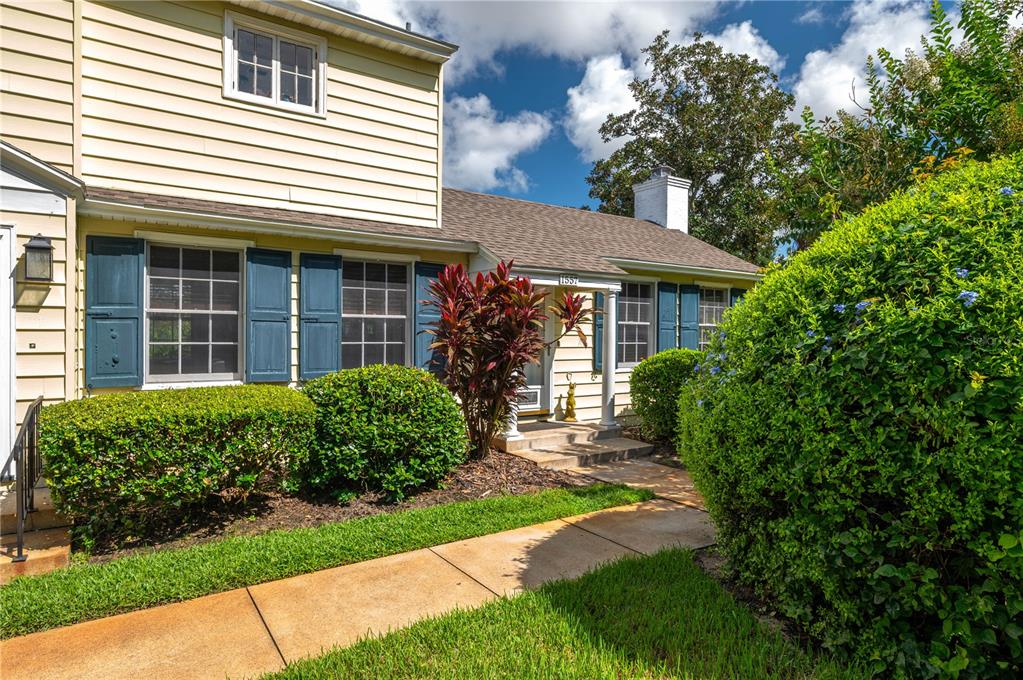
[{"left": 0, "top": 463, "right": 710, "bottom": 680}]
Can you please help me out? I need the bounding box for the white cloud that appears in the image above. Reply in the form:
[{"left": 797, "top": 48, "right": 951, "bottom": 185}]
[
  {"left": 336, "top": 1, "right": 722, "bottom": 83},
  {"left": 796, "top": 5, "right": 826, "bottom": 25},
  {"left": 443, "top": 94, "right": 552, "bottom": 192},
  {"left": 791, "top": 0, "right": 954, "bottom": 119},
  {"left": 705, "top": 20, "right": 785, "bottom": 73},
  {"left": 564, "top": 55, "right": 636, "bottom": 162},
  {"left": 563, "top": 21, "right": 784, "bottom": 162}
]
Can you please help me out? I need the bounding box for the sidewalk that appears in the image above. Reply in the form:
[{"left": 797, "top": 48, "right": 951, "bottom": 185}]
[{"left": 0, "top": 462, "right": 711, "bottom": 680}]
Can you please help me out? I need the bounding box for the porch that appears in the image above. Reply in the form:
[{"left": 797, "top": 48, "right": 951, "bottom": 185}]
[{"left": 494, "top": 421, "right": 652, "bottom": 470}]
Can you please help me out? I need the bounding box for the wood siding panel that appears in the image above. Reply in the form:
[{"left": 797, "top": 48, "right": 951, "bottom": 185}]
[{"left": 79, "top": 0, "right": 442, "bottom": 229}]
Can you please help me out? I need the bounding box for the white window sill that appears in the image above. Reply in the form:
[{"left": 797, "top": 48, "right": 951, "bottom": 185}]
[{"left": 142, "top": 380, "right": 244, "bottom": 390}]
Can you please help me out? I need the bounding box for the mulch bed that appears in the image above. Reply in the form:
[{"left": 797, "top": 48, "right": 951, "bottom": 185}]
[{"left": 89, "top": 452, "right": 587, "bottom": 563}]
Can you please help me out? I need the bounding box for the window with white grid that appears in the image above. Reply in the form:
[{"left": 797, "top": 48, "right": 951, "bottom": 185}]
[
  {"left": 699, "top": 288, "right": 729, "bottom": 350},
  {"left": 617, "top": 282, "right": 652, "bottom": 366},
  {"left": 224, "top": 13, "right": 325, "bottom": 115},
  {"left": 146, "top": 245, "right": 241, "bottom": 381},
  {"left": 341, "top": 261, "right": 408, "bottom": 368}
]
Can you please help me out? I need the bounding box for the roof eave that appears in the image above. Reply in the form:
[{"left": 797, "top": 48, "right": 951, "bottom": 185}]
[
  {"left": 603, "top": 257, "right": 763, "bottom": 281},
  {"left": 80, "top": 197, "right": 479, "bottom": 253},
  {"left": 1, "top": 141, "right": 85, "bottom": 199},
  {"left": 234, "top": 0, "right": 458, "bottom": 63}
]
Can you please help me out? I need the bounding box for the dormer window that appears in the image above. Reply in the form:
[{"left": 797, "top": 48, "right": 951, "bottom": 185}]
[{"left": 223, "top": 12, "right": 326, "bottom": 116}]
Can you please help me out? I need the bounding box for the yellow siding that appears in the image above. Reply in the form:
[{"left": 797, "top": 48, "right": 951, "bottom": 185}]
[
  {"left": 76, "top": 216, "right": 468, "bottom": 397},
  {"left": 0, "top": 1, "right": 76, "bottom": 172},
  {"left": 5, "top": 210, "right": 72, "bottom": 424},
  {"left": 79, "top": 0, "right": 443, "bottom": 228}
]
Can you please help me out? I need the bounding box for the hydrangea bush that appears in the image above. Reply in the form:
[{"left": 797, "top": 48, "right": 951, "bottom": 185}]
[{"left": 677, "top": 155, "right": 1023, "bottom": 677}]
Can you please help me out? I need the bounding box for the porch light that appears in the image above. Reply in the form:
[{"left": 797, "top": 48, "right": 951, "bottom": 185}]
[{"left": 24, "top": 234, "right": 54, "bottom": 282}]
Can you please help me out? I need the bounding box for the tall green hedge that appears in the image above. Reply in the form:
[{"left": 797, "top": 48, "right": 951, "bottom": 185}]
[
  {"left": 677, "top": 155, "right": 1023, "bottom": 677},
  {"left": 42, "top": 385, "right": 316, "bottom": 544},
  {"left": 629, "top": 348, "right": 703, "bottom": 441},
  {"left": 300, "top": 365, "right": 468, "bottom": 500}
]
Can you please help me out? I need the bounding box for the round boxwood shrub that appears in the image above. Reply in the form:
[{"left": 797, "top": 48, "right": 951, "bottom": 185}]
[
  {"left": 630, "top": 348, "right": 703, "bottom": 441},
  {"left": 41, "top": 385, "right": 316, "bottom": 545},
  {"left": 300, "top": 364, "right": 468, "bottom": 500},
  {"left": 677, "top": 155, "right": 1023, "bottom": 677}
]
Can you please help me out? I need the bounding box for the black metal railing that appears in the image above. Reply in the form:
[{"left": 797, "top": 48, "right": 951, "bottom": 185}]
[{"left": 1, "top": 396, "right": 45, "bottom": 562}]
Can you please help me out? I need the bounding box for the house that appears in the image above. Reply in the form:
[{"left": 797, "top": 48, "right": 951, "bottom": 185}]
[{"left": 0, "top": 0, "right": 760, "bottom": 451}]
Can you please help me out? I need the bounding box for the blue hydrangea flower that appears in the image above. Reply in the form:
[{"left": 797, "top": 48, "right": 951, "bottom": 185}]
[
  {"left": 957, "top": 290, "right": 979, "bottom": 307},
  {"left": 1001, "top": 187, "right": 1015, "bottom": 196},
  {"left": 696, "top": 400, "right": 703, "bottom": 407},
  {"left": 824, "top": 335, "right": 831, "bottom": 342},
  {"left": 855, "top": 300, "right": 872, "bottom": 312},
  {"left": 806, "top": 330, "right": 816, "bottom": 338},
  {"left": 954, "top": 268, "right": 969, "bottom": 278},
  {"left": 693, "top": 364, "right": 701, "bottom": 373},
  {"left": 833, "top": 303, "right": 847, "bottom": 313},
  {"left": 718, "top": 330, "right": 726, "bottom": 340},
  {"left": 710, "top": 366, "right": 722, "bottom": 376},
  {"left": 822, "top": 344, "right": 833, "bottom": 352}
]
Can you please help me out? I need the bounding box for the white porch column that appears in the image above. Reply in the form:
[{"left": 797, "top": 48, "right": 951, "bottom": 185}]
[
  {"left": 600, "top": 287, "right": 619, "bottom": 427},
  {"left": 503, "top": 373, "right": 523, "bottom": 440}
]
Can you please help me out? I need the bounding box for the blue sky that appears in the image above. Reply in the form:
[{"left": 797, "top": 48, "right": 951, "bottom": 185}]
[{"left": 338, "top": 1, "right": 953, "bottom": 209}]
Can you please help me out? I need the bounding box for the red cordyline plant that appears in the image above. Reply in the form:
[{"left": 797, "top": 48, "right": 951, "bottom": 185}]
[{"left": 425, "top": 261, "right": 589, "bottom": 459}]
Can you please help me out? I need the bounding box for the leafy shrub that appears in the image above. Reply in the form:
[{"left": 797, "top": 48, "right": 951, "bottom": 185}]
[
  {"left": 42, "top": 385, "right": 316, "bottom": 544},
  {"left": 677, "top": 155, "right": 1023, "bottom": 677},
  {"left": 425, "top": 261, "right": 588, "bottom": 458},
  {"left": 300, "top": 365, "right": 468, "bottom": 500},
  {"left": 630, "top": 348, "right": 703, "bottom": 441}
]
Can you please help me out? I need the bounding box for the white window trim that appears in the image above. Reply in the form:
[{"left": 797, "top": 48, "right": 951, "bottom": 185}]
[
  {"left": 143, "top": 241, "right": 246, "bottom": 385},
  {"left": 223, "top": 11, "right": 328, "bottom": 118},
  {"left": 340, "top": 258, "right": 414, "bottom": 369},
  {"left": 616, "top": 280, "right": 655, "bottom": 370},
  {"left": 697, "top": 283, "right": 731, "bottom": 351}
]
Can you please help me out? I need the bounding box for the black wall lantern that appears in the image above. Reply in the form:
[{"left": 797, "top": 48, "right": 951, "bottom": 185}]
[{"left": 24, "top": 234, "right": 54, "bottom": 282}]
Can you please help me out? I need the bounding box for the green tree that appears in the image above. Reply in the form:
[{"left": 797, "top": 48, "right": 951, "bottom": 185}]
[
  {"left": 776, "top": 0, "right": 1023, "bottom": 251},
  {"left": 586, "top": 32, "right": 799, "bottom": 265}
]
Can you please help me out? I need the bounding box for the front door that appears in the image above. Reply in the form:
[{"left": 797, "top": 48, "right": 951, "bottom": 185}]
[{"left": 517, "top": 314, "right": 552, "bottom": 416}]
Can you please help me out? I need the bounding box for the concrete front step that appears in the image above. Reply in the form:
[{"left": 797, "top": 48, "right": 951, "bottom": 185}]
[
  {"left": 0, "top": 526, "right": 71, "bottom": 584},
  {"left": 495, "top": 422, "right": 621, "bottom": 453},
  {"left": 512, "top": 437, "right": 654, "bottom": 470},
  {"left": 0, "top": 487, "right": 67, "bottom": 535}
]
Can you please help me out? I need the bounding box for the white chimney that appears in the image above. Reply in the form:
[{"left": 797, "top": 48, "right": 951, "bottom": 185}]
[{"left": 632, "top": 165, "right": 691, "bottom": 233}]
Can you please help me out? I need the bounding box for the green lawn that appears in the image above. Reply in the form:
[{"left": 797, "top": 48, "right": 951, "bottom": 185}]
[
  {"left": 263, "top": 549, "right": 859, "bottom": 680},
  {"left": 0, "top": 484, "right": 650, "bottom": 638}
]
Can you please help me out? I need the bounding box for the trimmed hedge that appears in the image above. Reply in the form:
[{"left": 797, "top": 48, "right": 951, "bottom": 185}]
[
  {"left": 677, "top": 155, "right": 1023, "bottom": 677},
  {"left": 42, "top": 385, "right": 316, "bottom": 544},
  {"left": 300, "top": 365, "right": 468, "bottom": 500},
  {"left": 629, "top": 348, "right": 703, "bottom": 441}
]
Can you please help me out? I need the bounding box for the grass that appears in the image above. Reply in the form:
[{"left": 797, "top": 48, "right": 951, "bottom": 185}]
[
  {"left": 262, "top": 549, "right": 859, "bottom": 680},
  {"left": 0, "top": 484, "right": 650, "bottom": 638}
]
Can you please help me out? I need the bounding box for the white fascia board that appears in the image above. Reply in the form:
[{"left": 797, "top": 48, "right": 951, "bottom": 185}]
[
  {"left": 237, "top": 0, "right": 458, "bottom": 63},
  {"left": 80, "top": 199, "right": 478, "bottom": 253},
  {"left": 0, "top": 142, "right": 85, "bottom": 199},
  {"left": 602, "top": 257, "right": 763, "bottom": 282}
]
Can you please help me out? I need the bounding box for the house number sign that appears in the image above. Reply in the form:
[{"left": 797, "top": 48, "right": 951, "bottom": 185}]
[{"left": 558, "top": 273, "right": 579, "bottom": 286}]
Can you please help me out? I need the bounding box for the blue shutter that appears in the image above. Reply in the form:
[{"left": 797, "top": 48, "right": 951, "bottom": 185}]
[
  {"left": 246, "top": 248, "right": 291, "bottom": 382},
  {"left": 85, "top": 236, "right": 144, "bottom": 388},
  {"left": 299, "top": 253, "right": 341, "bottom": 380},
  {"left": 592, "top": 291, "right": 604, "bottom": 372},
  {"left": 680, "top": 284, "right": 700, "bottom": 350},
  {"left": 657, "top": 282, "right": 679, "bottom": 352},
  {"left": 730, "top": 287, "right": 748, "bottom": 306},
  {"left": 414, "top": 262, "right": 445, "bottom": 375}
]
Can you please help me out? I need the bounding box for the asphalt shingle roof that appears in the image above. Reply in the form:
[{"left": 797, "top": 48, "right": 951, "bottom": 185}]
[{"left": 84, "top": 186, "right": 760, "bottom": 276}]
